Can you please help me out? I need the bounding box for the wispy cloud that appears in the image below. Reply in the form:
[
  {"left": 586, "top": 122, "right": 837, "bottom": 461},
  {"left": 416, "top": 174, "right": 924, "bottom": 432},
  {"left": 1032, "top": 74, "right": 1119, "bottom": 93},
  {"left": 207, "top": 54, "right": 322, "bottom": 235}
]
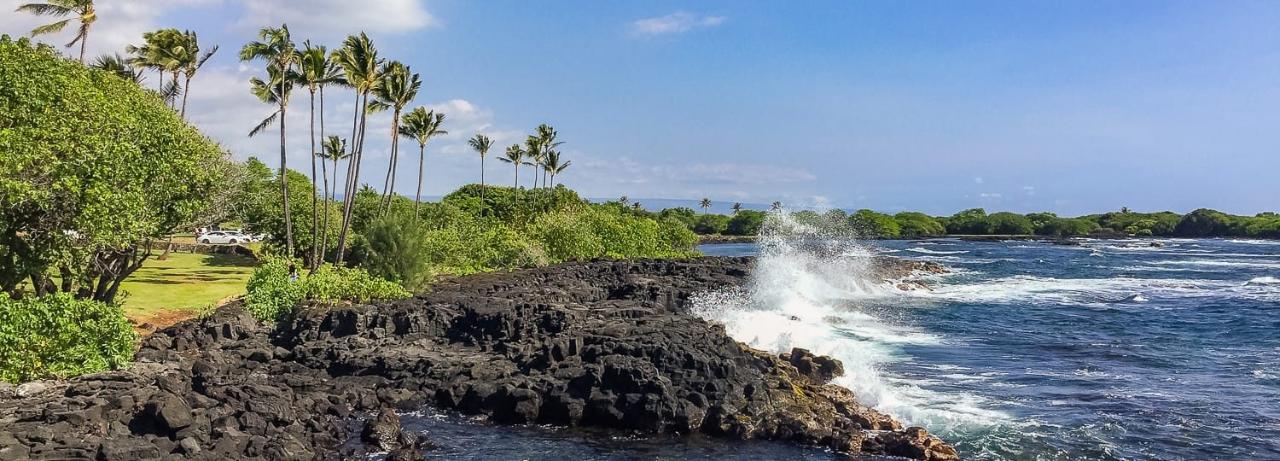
[{"left": 629, "top": 11, "right": 725, "bottom": 37}]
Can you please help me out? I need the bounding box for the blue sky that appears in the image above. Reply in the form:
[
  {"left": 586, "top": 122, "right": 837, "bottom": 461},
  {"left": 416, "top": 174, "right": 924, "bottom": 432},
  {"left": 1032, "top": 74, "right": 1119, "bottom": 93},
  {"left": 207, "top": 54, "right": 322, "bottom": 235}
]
[{"left": 4, "top": 0, "right": 1278, "bottom": 215}]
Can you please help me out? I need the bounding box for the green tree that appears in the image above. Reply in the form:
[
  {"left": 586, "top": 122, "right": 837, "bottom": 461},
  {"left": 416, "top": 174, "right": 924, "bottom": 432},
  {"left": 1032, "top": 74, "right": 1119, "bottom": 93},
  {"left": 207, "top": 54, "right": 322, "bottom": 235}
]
[
  {"left": 533, "top": 124, "right": 562, "bottom": 188},
  {"left": 241, "top": 24, "right": 298, "bottom": 256},
  {"left": 371, "top": 61, "right": 420, "bottom": 213},
  {"left": 987, "top": 212, "right": 1034, "bottom": 235},
  {"left": 125, "top": 28, "right": 184, "bottom": 105},
  {"left": 893, "top": 212, "right": 945, "bottom": 238},
  {"left": 15, "top": 0, "right": 96, "bottom": 63},
  {"left": 332, "top": 33, "right": 382, "bottom": 263},
  {"left": 498, "top": 144, "right": 524, "bottom": 188},
  {"left": 0, "top": 36, "right": 224, "bottom": 302},
  {"left": 693, "top": 214, "right": 730, "bottom": 234},
  {"left": 700, "top": 198, "right": 712, "bottom": 214},
  {"left": 399, "top": 108, "right": 447, "bottom": 217},
  {"left": 1174, "top": 208, "right": 1233, "bottom": 237},
  {"left": 726, "top": 210, "right": 766, "bottom": 235},
  {"left": 731, "top": 202, "right": 742, "bottom": 215},
  {"left": 850, "top": 209, "right": 901, "bottom": 238},
  {"left": 947, "top": 208, "right": 992, "bottom": 234}
]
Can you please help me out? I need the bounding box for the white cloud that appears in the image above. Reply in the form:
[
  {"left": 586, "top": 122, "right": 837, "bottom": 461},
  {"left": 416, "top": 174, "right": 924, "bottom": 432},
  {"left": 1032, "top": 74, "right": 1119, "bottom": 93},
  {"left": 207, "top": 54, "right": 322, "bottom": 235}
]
[
  {"left": 979, "top": 192, "right": 1003, "bottom": 199},
  {"left": 629, "top": 11, "right": 725, "bottom": 37},
  {"left": 1022, "top": 185, "right": 1036, "bottom": 195},
  {"left": 235, "top": 0, "right": 437, "bottom": 40},
  {"left": 1, "top": 0, "right": 215, "bottom": 58},
  {"left": 973, "top": 176, "right": 985, "bottom": 184}
]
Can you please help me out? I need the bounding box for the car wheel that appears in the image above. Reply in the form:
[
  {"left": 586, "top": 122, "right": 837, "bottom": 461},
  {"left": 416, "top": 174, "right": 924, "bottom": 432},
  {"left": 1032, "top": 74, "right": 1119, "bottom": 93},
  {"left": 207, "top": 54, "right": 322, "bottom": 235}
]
[
  {"left": 200, "top": 239, "right": 210, "bottom": 244},
  {"left": 229, "top": 239, "right": 238, "bottom": 244}
]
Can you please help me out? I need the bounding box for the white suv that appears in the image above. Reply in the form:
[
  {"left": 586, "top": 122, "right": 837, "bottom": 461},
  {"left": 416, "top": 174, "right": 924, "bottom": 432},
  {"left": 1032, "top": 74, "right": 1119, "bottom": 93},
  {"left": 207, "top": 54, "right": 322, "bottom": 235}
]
[{"left": 198, "top": 231, "right": 250, "bottom": 245}]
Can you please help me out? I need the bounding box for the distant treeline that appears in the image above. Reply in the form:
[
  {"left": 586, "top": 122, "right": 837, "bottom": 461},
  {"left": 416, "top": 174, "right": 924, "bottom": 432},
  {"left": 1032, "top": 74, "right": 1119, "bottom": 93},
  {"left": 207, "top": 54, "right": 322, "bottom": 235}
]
[{"left": 626, "top": 206, "right": 1280, "bottom": 239}]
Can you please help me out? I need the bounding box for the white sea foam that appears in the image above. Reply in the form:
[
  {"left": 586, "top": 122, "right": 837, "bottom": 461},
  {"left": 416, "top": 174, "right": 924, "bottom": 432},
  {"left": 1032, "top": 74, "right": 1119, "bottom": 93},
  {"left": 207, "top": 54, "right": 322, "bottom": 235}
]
[
  {"left": 1228, "top": 239, "right": 1280, "bottom": 245},
  {"left": 689, "top": 212, "right": 1006, "bottom": 432},
  {"left": 1152, "top": 259, "right": 1280, "bottom": 270},
  {"left": 1246, "top": 276, "right": 1280, "bottom": 286}
]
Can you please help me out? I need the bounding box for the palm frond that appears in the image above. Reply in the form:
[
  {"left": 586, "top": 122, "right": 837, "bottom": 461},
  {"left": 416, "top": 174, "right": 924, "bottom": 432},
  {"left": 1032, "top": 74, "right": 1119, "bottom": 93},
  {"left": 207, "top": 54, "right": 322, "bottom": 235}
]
[
  {"left": 248, "top": 110, "right": 280, "bottom": 137},
  {"left": 29, "top": 18, "right": 71, "bottom": 36},
  {"left": 15, "top": 3, "right": 73, "bottom": 16}
]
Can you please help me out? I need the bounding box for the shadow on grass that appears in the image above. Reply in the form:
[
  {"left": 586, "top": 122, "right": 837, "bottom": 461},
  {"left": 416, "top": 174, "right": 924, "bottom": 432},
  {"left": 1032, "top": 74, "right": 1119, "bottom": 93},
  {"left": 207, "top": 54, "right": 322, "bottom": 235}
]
[{"left": 201, "top": 253, "right": 257, "bottom": 268}]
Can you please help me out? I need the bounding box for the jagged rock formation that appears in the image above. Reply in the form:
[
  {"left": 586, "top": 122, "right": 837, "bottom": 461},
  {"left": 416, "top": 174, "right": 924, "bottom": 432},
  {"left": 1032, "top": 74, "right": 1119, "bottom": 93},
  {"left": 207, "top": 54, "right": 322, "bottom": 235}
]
[{"left": 0, "top": 257, "right": 957, "bottom": 460}]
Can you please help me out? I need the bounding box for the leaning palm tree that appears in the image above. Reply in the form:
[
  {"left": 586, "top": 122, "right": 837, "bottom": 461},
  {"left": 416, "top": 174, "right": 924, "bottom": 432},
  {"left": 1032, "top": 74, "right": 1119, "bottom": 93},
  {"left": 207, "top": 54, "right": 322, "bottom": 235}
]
[
  {"left": 542, "top": 150, "right": 571, "bottom": 187},
  {"left": 468, "top": 134, "right": 493, "bottom": 207},
  {"left": 770, "top": 201, "right": 783, "bottom": 211},
  {"left": 398, "top": 107, "right": 447, "bottom": 217},
  {"left": 318, "top": 135, "right": 349, "bottom": 259},
  {"left": 498, "top": 144, "right": 524, "bottom": 188},
  {"left": 175, "top": 31, "right": 218, "bottom": 119},
  {"left": 91, "top": 53, "right": 143, "bottom": 84},
  {"left": 332, "top": 33, "right": 382, "bottom": 263},
  {"left": 16, "top": 0, "right": 96, "bottom": 63},
  {"left": 296, "top": 41, "right": 343, "bottom": 267},
  {"left": 700, "top": 198, "right": 712, "bottom": 214},
  {"left": 731, "top": 202, "right": 742, "bottom": 215},
  {"left": 370, "top": 61, "right": 421, "bottom": 213},
  {"left": 240, "top": 24, "right": 298, "bottom": 256}
]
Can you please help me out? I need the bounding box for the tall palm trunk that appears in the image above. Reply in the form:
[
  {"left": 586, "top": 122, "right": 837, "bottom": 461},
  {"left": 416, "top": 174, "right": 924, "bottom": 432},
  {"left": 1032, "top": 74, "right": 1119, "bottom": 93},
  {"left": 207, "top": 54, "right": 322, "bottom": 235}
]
[
  {"left": 336, "top": 91, "right": 370, "bottom": 264},
  {"left": 308, "top": 89, "right": 319, "bottom": 270},
  {"left": 279, "top": 101, "right": 294, "bottom": 257},
  {"left": 381, "top": 109, "right": 402, "bottom": 214},
  {"left": 319, "top": 86, "right": 331, "bottom": 262},
  {"left": 78, "top": 33, "right": 87, "bottom": 64},
  {"left": 480, "top": 155, "right": 486, "bottom": 209},
  {"left": 336, "top": 91, "right": 361, "bottom": 265},
  {"left": 180, "top": 74, "right": 192, "bottom": 119},
  {"left": 414, "top": 143, "right": 425, "bottom": 219},
  {"left": 513, "top": 162, "right": 518, "bottom": 188}
]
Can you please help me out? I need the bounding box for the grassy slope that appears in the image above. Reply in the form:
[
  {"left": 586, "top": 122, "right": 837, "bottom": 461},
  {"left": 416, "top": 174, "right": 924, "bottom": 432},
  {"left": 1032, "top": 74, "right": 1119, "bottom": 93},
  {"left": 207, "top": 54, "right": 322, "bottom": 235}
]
[{"left": 118, "top": 252, "right": 255, "bottom": 319}]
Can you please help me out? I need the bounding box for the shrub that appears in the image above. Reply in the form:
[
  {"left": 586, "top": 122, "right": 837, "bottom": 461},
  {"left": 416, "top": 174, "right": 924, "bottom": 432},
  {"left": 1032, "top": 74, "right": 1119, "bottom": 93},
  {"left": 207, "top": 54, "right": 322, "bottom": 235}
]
[
  {"left": 987, "top": 212, "right": 1034, "bottom": 235},
  {"left": 243, "top": 258, "right": 409, "bottom": 322},
  {"left": 894, "top": 212, "right": 945, "bottom": 238},
  {"left": 361, "top": 213, "right": 433, "bottom": 290},
  {"left": 0, "top": 294, "right": 137, "bottom": 383},
  {"left": 692, "top": 214, "right": 731, "bottom": 234},
  {"left": 725, "top": 211, "right": 766, "bottom": 236},
  {"left": 850, "top": 210, "right": 901, "bottom": 238}
]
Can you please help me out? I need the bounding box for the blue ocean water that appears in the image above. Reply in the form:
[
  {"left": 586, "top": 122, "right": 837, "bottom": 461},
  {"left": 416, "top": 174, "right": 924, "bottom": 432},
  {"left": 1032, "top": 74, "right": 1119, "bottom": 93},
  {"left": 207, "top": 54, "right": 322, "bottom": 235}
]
[
  {"left": 395, "top": 237, "right": 1279, "bottom": 460},
  {"left": 699, "top": 237, "right": 1280, "bottom": 460}
]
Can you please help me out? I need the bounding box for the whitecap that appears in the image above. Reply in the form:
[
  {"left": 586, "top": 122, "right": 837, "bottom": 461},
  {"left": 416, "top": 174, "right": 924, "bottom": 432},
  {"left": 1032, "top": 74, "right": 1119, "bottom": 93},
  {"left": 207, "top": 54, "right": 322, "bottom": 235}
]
[{"left": 906, "top": 248, "right": 970, "bottom": 255}]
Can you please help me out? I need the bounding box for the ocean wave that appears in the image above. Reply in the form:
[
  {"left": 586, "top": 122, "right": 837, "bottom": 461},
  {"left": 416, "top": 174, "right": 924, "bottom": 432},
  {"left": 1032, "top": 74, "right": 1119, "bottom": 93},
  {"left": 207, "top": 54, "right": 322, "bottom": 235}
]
[
  {"left": 1228, "top": 239, "right": 1280, "bottom": 245},
  {"left": 906, "top": 248, "right": 970, "bottom": 255},
  {"left": 1151, "top": 259, "right": 1280, "bottom": 270},
  {"left": 690, "top": 212, "right": 1008, "bottom": 433},
  {"left": 1246, "top": 276, "right": 1280, "bottom": 286}
]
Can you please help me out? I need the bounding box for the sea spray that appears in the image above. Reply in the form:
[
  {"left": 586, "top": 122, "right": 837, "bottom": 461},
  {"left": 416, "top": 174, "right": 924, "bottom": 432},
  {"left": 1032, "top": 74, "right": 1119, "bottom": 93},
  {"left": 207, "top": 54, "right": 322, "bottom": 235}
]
[{"left": 690, "top": 211, "right": 1006, "bottom": 434}]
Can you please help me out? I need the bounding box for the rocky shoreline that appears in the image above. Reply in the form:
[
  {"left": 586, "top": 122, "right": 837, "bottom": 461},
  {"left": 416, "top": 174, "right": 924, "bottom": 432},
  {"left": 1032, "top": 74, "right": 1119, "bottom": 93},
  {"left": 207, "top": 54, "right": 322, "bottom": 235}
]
[{"left": 0, "top": 257, "right": 957, "bottom": 460}]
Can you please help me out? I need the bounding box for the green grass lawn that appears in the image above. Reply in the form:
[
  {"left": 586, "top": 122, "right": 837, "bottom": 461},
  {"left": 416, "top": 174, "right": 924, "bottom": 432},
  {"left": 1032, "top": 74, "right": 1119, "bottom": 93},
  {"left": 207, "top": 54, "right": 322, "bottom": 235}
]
[{"left": 118, "top": 252, "right": 256, "bottom": 319}]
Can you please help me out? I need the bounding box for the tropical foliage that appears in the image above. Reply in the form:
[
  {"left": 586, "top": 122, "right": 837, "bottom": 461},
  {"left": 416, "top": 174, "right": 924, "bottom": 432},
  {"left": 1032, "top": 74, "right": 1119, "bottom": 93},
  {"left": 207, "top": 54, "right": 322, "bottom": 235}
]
[{"left": 0, "top": 293, "right": 136, "bottom": 383}]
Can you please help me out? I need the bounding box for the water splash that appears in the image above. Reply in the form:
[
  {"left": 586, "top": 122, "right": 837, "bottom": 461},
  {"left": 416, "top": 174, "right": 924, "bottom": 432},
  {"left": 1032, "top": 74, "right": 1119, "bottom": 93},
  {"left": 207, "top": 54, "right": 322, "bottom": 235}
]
[{"left": 690, "top": 211, "right": 1006, "bottom": 433}]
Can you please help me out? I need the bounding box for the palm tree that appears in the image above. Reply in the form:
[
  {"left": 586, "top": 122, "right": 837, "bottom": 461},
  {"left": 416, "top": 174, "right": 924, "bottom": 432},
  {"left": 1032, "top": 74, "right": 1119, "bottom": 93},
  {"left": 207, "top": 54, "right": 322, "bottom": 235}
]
[
  {"left": 126, "top": 29, "right": 184, "bottom": 106},
  {"left": 731, "top": 202, "right": 742, "bottom": 215},
  {"left": 700, "top": 198, "right": 712, "bottom": 214},
  {"left": 498, "top": 144, "right": 524, "bottom": 188},
  {"left": 619, "top": 196, "right": 629, "bottom": 206},
  {"left": 318, "top": 135, "right": 349, "bottom": 259},
  {"left": 770, "top": 201, "right": 783, "bottom": 211},
  {"left": 633, "top": 202, "right": 643, "bottom": 211},
  {"left": 331, "top": 33, "right": 382, "bottom": 264},
  {"left": 296, "top": 41, "right": 343, "bottom": 267},
  {"left": 175, "top": 31, "right": 218, "bottom": 120},
  {"left": 91, "top": 53, "right": 143, "bottom": 84},
  {"left": 371, "top": 61, "right": 421, "bottom": 213},
  {"left": 542, "top": 150, "right": 571, "bottom": 187},
  {"left": 399, "top": 107, "right": 447, "bottom": 217},
  {"left": 240, "top": 24, "right": 298, "bottom": 256},
  {"left": 16, "top": 0, "right": 96, "bottom": 63},
  {"left": 468, "top": 134, "right": 493, "bottom": 207},
  {"left": 533, "top": 124, "right": 562, "bottom": 188}
]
